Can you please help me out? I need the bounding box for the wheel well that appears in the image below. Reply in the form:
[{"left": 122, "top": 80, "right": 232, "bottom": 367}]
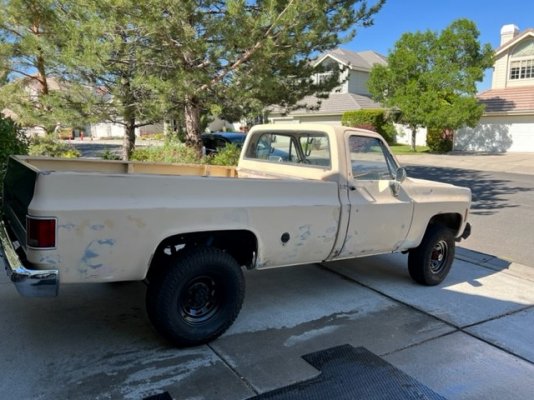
[
  {"left": 148, "top": 230, "right": 258, "bottom": 279},
  {"left": 428, "top": 213, "right": 462, "bottom": 234}
]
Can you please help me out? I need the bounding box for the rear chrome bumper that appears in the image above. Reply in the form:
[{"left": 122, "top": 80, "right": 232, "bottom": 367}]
[{"left": 0, "top": 220, "right": 59, "bottom": 297}]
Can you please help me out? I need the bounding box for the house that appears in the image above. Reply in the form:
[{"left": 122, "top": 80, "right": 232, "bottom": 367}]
[
  {"left": 267, "top": 48, "right": 385, "bottom": 125},
  {"left": 455, "top": 24, "right": 534, "bottom": 152}
]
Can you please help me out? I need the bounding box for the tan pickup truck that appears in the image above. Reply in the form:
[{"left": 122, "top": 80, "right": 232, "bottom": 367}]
[{"left": 1, "top": 124, "right": 471, "bottom": 346}]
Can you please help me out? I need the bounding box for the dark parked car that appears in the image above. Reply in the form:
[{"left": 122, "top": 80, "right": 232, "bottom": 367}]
[{"left": 201, "top": 132, "right": 246, "bottom": 155}]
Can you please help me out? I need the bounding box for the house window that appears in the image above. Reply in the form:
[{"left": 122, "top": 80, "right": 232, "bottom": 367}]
[
  {"left": 315, "top": 72, "right": 333, "bottom": 85},
  {"left": 510, "top": 59, "right": 534, "bottom": 80},
  {"left": 509, "top": 38, "right": 534, "bottom": 81}
]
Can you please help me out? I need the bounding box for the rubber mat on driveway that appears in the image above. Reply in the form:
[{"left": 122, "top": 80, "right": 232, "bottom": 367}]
[{"left": 250, "top": 344, "right": 446, "bottom": 400}]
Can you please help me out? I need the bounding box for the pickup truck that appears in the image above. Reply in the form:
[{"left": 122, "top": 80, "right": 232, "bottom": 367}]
[{"left": 1, "top": 124, "right": 471, "bottom": 347}]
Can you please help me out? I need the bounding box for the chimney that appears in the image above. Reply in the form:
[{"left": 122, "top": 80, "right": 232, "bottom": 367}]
[{"left": 500, "top": 24, "right": 520, "bottom": 45}]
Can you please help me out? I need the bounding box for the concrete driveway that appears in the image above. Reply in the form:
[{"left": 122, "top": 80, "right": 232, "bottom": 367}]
[{"left": 1, "top": 250, "right": 533, "bottom": 399}]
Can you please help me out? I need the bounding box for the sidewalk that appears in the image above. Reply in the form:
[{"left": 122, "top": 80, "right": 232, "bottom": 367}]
[{"left": 397, "top": 152, "right": 534, "bottom": 175}]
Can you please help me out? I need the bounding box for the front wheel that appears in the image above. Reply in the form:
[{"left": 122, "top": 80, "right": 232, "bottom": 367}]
[
  {"left": 146, "top": 247, "right": 245, "bottom": 347},
  {"left": 408, "top": 224, "right": 455, "bottom": 286}
]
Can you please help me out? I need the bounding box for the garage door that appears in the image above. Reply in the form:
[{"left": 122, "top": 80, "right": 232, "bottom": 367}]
[{"left": 455, "top": 115, "right": 534, "bottom": 152}]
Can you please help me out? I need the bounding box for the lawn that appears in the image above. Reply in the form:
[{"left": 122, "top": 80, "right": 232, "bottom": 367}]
[{"left": 389, "top": 143, "right": 429, "bottom": 154}]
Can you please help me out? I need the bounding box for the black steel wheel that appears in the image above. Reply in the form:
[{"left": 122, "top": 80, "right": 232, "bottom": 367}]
[
  {"left": 146, "top": 247, "right": 245, "bottom": 347},
  {"left": 180, "top": 276, "right": 220, "bottom": 325},
  {"left": 408, "top": 224, "right": 455, "bottom": 286}
]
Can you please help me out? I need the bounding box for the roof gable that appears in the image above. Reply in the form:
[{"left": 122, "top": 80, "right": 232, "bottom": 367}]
[
  {"left": 314, "top": 48, "right": 386, "bottom": 71},
  {"left": 269, "top": 93, "right": 382, "bottom": 116},
  {"left": 495, "top": 29, "right": 534, "bottom": 56}
]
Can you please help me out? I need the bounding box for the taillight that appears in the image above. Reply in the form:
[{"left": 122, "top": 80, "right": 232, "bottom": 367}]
[{"left": 27, "top": 216, "right": 56, "bottom": 248}]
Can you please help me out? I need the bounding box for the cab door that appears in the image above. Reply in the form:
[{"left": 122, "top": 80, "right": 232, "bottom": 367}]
[{"left": 337, "top": 134, "right": 413, "bottom": 258}]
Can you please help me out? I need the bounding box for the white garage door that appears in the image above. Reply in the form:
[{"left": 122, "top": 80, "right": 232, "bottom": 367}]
[{"left": 455, "top": 115, "right": 534, "bottom": 152}]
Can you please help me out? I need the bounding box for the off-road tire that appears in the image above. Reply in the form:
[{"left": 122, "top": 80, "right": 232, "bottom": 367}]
[
  {"left": 408, "top": 224, "right": 455, "bottom": 286},
  {"left": 146, "top": 247, "right": 245, "bottom": 347}
]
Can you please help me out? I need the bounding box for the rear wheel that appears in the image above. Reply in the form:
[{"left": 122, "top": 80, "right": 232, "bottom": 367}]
[
  {"left": 408, "top": 224, "right": 455, "bottom": 286},
  {"left": 146, "top": 247, "right": 245, "bottom": 347}
]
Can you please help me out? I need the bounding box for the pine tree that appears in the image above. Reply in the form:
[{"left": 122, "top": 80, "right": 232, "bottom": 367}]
[
  {"left": 0, "top": 0, "right": 71, "bottom": 133},
  {"left": 141, "top": 0, "right": 385, "bottom": 155}
]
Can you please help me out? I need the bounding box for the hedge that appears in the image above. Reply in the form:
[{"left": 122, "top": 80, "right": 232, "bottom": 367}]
[
  {"left": 341, "top": 109, "right": 396, "bottom": 144},
  {"left": 427, "top": 128, "right": 453, "bottom": 153}
]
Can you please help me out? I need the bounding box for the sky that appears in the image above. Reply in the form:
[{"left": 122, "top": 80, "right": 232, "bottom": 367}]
[{"left": 344, "top": 0, "right": 534, "bottom": 92}]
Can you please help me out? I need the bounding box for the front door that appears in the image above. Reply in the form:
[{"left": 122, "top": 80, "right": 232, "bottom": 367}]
[{"left": 337, "top": 134, "right": 413, "bottom": 258}]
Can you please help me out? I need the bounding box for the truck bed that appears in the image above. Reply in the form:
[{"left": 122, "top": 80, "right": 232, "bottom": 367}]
[
  {"left": 3, "top": 155, "right": 341, "bottom": 284},
  {"left": 17, "top": 156, "right": 238, "bottom": 178}
]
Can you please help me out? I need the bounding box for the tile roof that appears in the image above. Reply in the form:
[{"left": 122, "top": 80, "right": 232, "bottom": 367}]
[
  {"left": 478, "top": 87, "right": 534, "bottom": 113},
  {"left": 270, "top": 93, "right": 381, "bottom": 116}
]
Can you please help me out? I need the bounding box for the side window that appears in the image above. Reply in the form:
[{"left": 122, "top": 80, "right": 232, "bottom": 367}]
[{"left": 349, "top": 136, "right": 393, "bottom": 180}]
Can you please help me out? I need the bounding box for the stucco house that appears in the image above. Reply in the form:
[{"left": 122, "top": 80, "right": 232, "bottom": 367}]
[
  {"left": 268, "top": 48, "right": 385, "bottom": 125},
  {"left": 455, "top": 24, "right": 534, "bottom": 152}
]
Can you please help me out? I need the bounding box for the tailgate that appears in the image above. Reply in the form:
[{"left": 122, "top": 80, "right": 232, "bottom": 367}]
[{"left": 2, "top": 156, "right": 38, "bottom": 248}]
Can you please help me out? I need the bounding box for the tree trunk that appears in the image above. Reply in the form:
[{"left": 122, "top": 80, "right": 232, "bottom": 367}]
[
  {"left": 411, "top": 126, "right": 417, "bottom": 152},
  {"left": 122, "top": 115, "right": 136, "bottom": 160},
  {"left": 184, "top": 96, "right": 203, "bottom": 158}
]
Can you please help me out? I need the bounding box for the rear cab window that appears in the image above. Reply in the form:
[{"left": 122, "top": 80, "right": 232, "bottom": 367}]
[{"left": 245, "top": 131, "right": 331, "bottom": 168}]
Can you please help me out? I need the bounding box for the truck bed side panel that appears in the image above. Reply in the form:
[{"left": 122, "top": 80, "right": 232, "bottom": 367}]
[{"left": 27, "top": 173, "right": 341, "bottom": 283}]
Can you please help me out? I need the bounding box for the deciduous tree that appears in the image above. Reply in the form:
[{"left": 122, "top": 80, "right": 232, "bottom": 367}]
[{"left": 368, "top": 19, "right": 494, "bottom": 151}]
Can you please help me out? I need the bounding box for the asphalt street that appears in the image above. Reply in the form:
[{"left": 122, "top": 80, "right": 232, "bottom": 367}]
[{"left": 405, "top": 165, "right": 534, "bottom": 267}]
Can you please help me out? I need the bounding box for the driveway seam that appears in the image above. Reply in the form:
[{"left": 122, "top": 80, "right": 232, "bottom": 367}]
[
  {"left": 317, "top": 263, "right": 458, "bottom": 328},
  {"left": 460, "top": 304, "right": 534, "bottom": 330},
  {"left": 208, "top": 343, "right": 260, "bottom": 396},
  {"left": 317, "top": 263, "right": 534, "bottom": 366}
]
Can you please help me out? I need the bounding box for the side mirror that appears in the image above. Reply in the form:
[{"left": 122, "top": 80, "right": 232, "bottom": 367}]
[{"left": 395, "top": 167, "right": 407, "bottom": 183}]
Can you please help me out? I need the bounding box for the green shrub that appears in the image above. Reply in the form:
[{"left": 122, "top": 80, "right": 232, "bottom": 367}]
[
  {"left": 29, "top": 135, "right": 81, "bottom": 158},
  {"left": 139, "top": 132, "right": 165, "bottom": 141},
  {"left": 208, "top": 143, "right": 241, "bottom": 166},
  {"left": 341, "top": 109, "right": 396, "bottom": 144},
  {"left": 427, "top": 128, "right": 453, "bottom": 153},
  {"left": 101, "top": 149, "right": 121, "bottom": 160},
  {"left": 131, "top": 142, "right": 204, "bottom": 164},
  {"left": 1, "top": 116, "right": 29, "bottom": 206},
  {"left": 0, "top": 116, "right": 28, "bottom": 169}
]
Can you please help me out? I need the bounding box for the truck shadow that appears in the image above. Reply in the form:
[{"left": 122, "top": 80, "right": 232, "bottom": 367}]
[{"left": 405, "top": 165, "right": 533, "bottom": 216}]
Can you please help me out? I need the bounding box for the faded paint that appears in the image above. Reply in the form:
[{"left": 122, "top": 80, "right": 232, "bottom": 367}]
[
  {"left": 58, "top": 223, "right": 75, "bottom": 231},
  {"left": 127, "top": 216, "right": 146, "bottom": 229},
  {"left": 39, "top": 255, "right": 60, "bottom": 266},
  {"left": 79, "top": 239, "right": 116, "bottom": 276},
  {"left": 11, "top": 123, "right": 471, "bottom": 285}
]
